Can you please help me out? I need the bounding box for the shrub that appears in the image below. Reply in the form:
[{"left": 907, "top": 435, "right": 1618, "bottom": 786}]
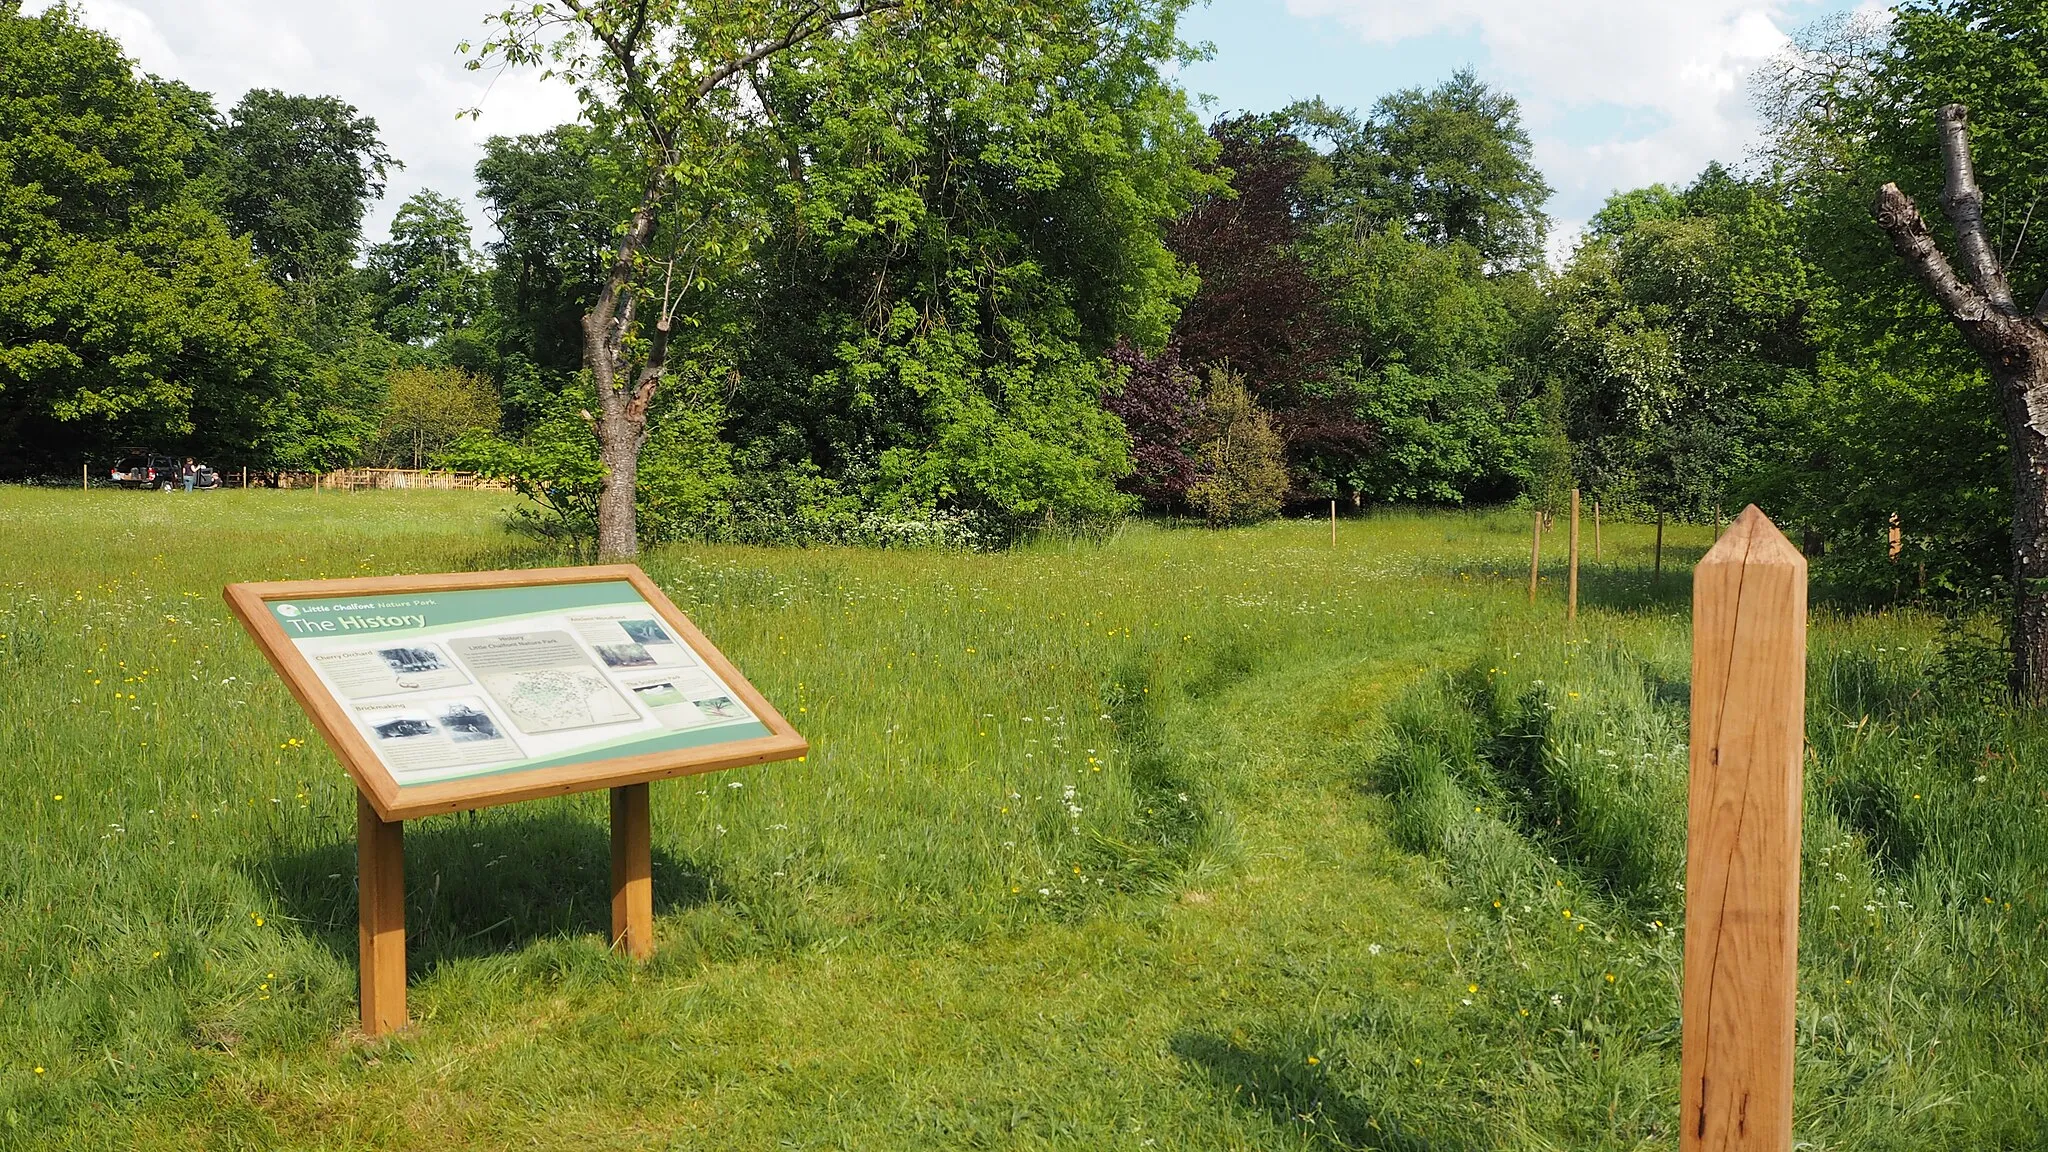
[{"left": 1186, "top": 368, "right": 1289, "bottom": 526}]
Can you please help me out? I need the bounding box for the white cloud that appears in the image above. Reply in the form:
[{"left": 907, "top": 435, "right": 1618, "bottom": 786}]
[
  {"left": 1289, "top": 0, "right": 1826, "bottom": 255},
  {"left": 24, "top": 0, "right": 582, "bottom": 249}
]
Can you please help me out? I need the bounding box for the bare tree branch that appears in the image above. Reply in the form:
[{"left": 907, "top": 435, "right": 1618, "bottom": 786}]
[
  {"left": 1873, "top": 181, "right": 2004, "bottom": 328},
  {"left": 1937, "top": 103, "right": 2020, "bottom": 314}
]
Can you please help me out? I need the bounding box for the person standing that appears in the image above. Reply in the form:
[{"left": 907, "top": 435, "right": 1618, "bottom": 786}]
[{"left": 181, "top": 457, "right": 197, "bottom": 493}]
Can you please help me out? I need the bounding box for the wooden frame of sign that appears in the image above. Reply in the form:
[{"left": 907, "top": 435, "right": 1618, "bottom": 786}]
[{"left": 224, "top": 564, "right": 807, "bottom": 1036}]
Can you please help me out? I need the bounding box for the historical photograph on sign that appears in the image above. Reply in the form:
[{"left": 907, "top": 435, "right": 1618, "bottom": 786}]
[
  {"left": 692, "top": 695, "right": 749, "bottom": 721},
  {"left": 447, "top": 631, "right": 641, "bottom": 734},
  {"left": 592, "top": 641, "right": 658, "bottom": 669},
  {"left": 352, "top": 696, "right": 523, "bottom": 777},
  {"left": 381, "top": 645, "right": 453, "bottom": 674},
  {"left": 437, "top": 701, "right": 505, "bottom": 742},
  {"left": 314, "top": 642, "right": 470, "bottom": 699}
]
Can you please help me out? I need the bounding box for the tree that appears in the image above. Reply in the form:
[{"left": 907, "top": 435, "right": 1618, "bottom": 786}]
[
  {"left": 0, "top": 3, "right": 281, "bottom": 473},
  {"left": 471, "top": 0, "right": 912, "bottom": 561},
  {"left": 1104, "top": 340, "right": 1205, "bottom": 508},
  {"left": 1874, "top": 103, "right": 2048, "bottom": 697},
  {"left": 1187, "top": 368, "right": 1288, "bottom": 526},
  {"left": 374, "top": 365, "right": 500, "bottom": 468},
  {"left": 1168, "top": 114, "right": 1344, "bottom": 393},
  {"left": 1548, "top": 167, "right": 1818, "bottom": 518},
  {"left": 217, "top": 89, "right": 395, "bottom": 286},
  {"left": 1329, "top": 70, "right": 1552, "bottom": 270},
  {"left": 365, "top": 191, "right": 485, "bottom": 345},
  {"left": 473, "top": 0, "right": 1208, "bottom": 552}
]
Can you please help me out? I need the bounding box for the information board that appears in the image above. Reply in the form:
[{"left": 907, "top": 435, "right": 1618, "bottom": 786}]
[{"left": 225, "top": 566, "right": 806, "bottom": 820}]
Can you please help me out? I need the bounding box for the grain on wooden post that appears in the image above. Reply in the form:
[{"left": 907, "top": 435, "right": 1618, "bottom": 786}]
[
  {"left": 611, "top": 782, "right": 655, "bottom": 961},
  {"left": 356, "top": 791, "right": 407, "bottom": 1036},
  {"left": 1680, "top": 505, "right": 1806, "bottom": 1152},
  {"left": 1568, "top": 489, "right": 1581, "bottom": 623},
  {"left": 1529, "top": 509, "right": 1543, "bottom": 603}
]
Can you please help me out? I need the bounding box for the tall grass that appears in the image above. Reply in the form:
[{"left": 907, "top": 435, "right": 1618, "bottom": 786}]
[
  {"left": 9, "top": 488, "right": 2035, "bottom": 1149},
  {"left": 1367, "top": 606, "right": 2048, "bottom": 1147},
  {"left": 1, "top": 489, "right": 1599, "bottom": 1148}
]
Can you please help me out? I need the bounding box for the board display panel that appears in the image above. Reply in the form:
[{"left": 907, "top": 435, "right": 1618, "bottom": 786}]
[{"left": 225, "top": 566, "right": 806, "bottom": 820}]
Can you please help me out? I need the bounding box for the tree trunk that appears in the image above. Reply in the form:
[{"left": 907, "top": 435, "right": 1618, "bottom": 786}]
[
  {"left": 583, "top": 183, "right": 667, "bottom": 562},
  {"left": 1872, "top": 103, "right": 2048, "bottom": 698},
  {"left": 1990, "top": 350, "right": 2048, "bottom": 696},
  {"left": 597, "top": 412, "right": 642, "bottom": 562}
]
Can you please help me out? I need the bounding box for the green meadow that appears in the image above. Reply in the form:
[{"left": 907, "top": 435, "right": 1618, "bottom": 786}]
[{"left": 3, "top": 488, "right": 2046, "bottom": 1149}]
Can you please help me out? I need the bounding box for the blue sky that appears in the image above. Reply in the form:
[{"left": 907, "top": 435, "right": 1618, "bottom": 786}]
[{"left": 1177, "top": 0, "right": 1878, "bottom": 256}]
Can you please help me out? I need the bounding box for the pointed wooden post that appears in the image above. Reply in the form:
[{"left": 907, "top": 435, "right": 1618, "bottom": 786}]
[
  {"left": 1529, "top": 509, "right": 1543, "bottom": 603},
  {"left": 611, "top": 783, "right": 654, "bottom": 960},
  {"left": 1680, "top": 506, "right": 1806, "bottom": 1152},
  {"left": 1568, "top": 489, "right": 1581, "bottom": 623},
  {"left": 356, "top": 792, "right": 407, "bottom": 1036}
]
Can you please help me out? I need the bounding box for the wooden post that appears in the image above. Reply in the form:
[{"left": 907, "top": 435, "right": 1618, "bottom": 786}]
[
  {"left": 1594, "top": 501, "right": 1602, "bottom": 561},
  {"left": 610, "top": 783, "right": 654, "bottom": 961},
  {"left": 1681, "top": 506, "right": 1806, "bottom": 1152},
  {"left": 356, "top": 792, "right": 407, "bottom": 1036},
  {"left": 241, "top": 466, "right": 248, "bottom": 489},
  {"left": 1529, "top": 509, "right": 1543, "bottom": 604},
  {"left": 1655, "top": 512, "right": 1665, "bottom": 583},
  {"left": 1888, "top": 512, "right": 1902, "bottom": 560},
  {"left": 1330, "top": 499, "right": 1337, "bottom": 547},
  {"left": 1568, "top": 488, "right": 1581, "bottom": 623}
]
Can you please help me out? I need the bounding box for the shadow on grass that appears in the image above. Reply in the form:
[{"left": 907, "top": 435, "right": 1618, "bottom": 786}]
[
  {"left": 1454, "top": 558, "right": 1704, "bottom": 618},
  {"left": 248, "top": 806, "right": 722, "bottom": 976},
  {"left": 1171, "top": 1032, "right": 1454, "bottom": 1152}
]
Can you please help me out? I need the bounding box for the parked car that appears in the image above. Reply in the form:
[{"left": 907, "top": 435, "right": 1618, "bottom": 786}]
[{"left": 110, "top": 451, "right": 221, "bottom": 490}]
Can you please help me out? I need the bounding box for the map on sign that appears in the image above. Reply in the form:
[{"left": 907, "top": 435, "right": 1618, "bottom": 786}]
[{"left": 263, "top": 580, "right": 771, "bottom": 787}]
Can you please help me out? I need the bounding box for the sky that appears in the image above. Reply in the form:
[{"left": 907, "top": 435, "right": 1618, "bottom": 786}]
[{"left": 30, "top": 0, "right": 1878, "bottom": 261}]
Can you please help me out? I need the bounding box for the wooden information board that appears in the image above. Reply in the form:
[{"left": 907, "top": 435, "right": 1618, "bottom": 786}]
[{"left": 224, "top": 565, "right": 806, "bottom": 1034}]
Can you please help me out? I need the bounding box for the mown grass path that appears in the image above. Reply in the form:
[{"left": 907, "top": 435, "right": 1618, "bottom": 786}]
[{"left": 4, "top": 489, "right": 1728, "bottom": 1149}]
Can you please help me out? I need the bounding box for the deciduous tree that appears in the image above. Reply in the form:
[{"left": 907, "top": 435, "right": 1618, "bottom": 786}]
[
  {"left": 470, "top": 0, "right": 910, "bottom": 560},
  {"left": 1874, "top": 103, "right": 2048, "bottom": 697}
]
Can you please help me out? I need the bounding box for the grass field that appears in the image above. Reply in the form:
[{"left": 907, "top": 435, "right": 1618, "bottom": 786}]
[{"left": 2, "top": 487, "right": 2045, "bottom": 1149}]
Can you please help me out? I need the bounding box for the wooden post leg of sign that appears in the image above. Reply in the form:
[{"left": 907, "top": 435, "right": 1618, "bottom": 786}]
[
  {"left": 1568, "top": 488, "right": 1581, "bottom": 624},
  {"left": 610, "top": 783, "right": 654, "bottom": 960},
  {"left": 1680, "top": 506, "right": 1806, "bottom": 1152},
  {"left": 1655, "top": 512, "right": 1665, "bottom": 584},
  {"left": 356, "top": 792, "right": 407, "bottom": 1036},
  {"left": 1528, "top": 510, "right": 1543, "bottom": 603}
]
